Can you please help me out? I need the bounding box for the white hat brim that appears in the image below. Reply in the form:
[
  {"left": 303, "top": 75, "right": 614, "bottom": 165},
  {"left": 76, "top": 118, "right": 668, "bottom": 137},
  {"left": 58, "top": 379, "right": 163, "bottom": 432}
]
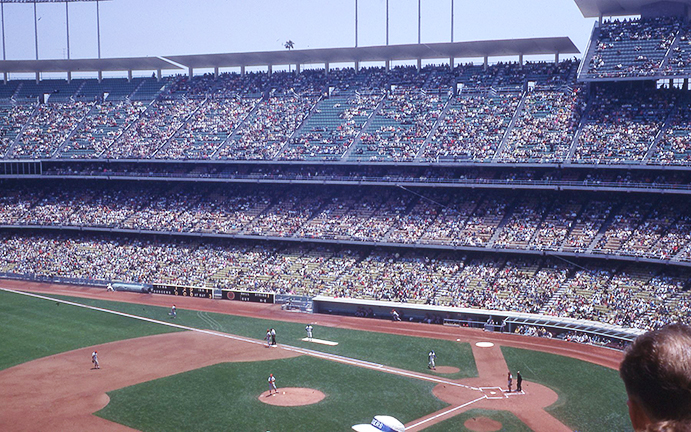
[{"left": 352, "top": 425, "right": 381, "bottom": 432}]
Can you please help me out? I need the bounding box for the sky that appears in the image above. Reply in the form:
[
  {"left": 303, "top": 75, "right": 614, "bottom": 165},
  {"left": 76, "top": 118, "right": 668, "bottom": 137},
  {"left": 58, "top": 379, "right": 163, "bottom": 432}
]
[{"left": 0, "top": 0, "right": 600, "bottom": 75}]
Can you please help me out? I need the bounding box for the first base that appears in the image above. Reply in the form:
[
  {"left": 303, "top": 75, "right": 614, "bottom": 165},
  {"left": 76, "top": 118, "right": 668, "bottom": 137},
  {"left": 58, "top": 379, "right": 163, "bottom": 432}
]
[{"left": 301, "top": 337, "right": 338, "bottom": 346}]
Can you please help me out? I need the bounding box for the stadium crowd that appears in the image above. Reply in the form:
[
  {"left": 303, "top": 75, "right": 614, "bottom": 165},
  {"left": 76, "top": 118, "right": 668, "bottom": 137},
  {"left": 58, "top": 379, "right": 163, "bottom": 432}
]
[
  {"left": 3, "top": 182, "right": 691, "bottom": 263},
  {"left": 1, "top": 58, "right": 691, "bottom": 165},
  {"left": 0, "top": 231, "right": 688, "bottom": 333}
]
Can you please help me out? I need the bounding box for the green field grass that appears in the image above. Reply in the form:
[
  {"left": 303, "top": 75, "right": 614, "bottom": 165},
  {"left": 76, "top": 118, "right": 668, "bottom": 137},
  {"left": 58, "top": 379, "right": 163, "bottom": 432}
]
[
  {"left": 97, "top": 355, "right": 448, "bottom": 432},
  {"left": 502, "top": 346, "right": 629, "bottom": 432}
]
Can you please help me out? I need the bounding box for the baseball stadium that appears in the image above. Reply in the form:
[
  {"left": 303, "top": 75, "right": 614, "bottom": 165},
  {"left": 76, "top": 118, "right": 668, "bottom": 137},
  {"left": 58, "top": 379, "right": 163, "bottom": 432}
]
[{"left": 1, "top": 0, "right": 690, "bottom": 431}]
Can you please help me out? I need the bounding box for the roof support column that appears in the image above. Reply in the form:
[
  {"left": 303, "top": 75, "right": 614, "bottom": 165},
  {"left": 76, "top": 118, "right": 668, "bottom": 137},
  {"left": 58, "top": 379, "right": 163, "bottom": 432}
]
[
  {"left": 325, "top": 62, "right": 330, "bottom": 75},
  {"left": 33, "top": 0, "right": 39, "bottom": 60},
  {"left": 188, "top": 66, "right": 193, "bottom": 78},
  {"left": 268, "top": 64, "right": 272, "bottom": 75},
  {"left": 296, "top": 63, "right": 301, "bottom": 75},
  {"left": 484, "top": 56, "right": 488, "bottom": 70},
  {"left": 1, "top": 1, "right": 6, "bottom": 62},
  {"left": 449, "top": 57, "right": 454, "bottom": 71},
  {"left": 157, "top": 69, "right": 162, "bottom": 82},
  {"left": 98, "top": 70, "right": 102, "bottom": 83},
  {"left": 3, "top": 73, "right": 7, "bottom": 85},
  {"left": 127, "top": 70, "right": 132, "bottom": 82},
  {"left": 35, "top": 72, "right": 40, "bottom": 84},
  {"left": 214, "top": 67, "right": 219, "bottom": 79},
  {"left": 65, "top": 1, "right": 70, "bottom": 60},
  {"left": 355, "top": 61, "right": 359, "bottom": 72},
  {"left": 417, "top": 58, "right": 421, "bottom": 72},
  {"left": 555, "top": 52, "right": 560, "bottom": 64},
  {"left": 385, "top": 60, "right": 390, "bottom": 71},
  {"left": 67, "top": 71, "right": 71, "bottom": 83},
  {"left": 519, "top": 54, "right": 524, "bottom": 67},
  {"left": 241, "top": 65, "right": 246, "bottom": 75},
  {"left": 96, "top": 0, "right": 102, "bottom": 59}
]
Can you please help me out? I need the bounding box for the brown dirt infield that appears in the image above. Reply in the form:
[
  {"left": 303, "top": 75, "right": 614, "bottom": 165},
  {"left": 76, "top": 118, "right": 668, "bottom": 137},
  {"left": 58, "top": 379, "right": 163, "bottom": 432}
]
[
  {"left": 430, "top": 365, "right": 460, "bottom": 374},
  {"left": 464, "top": 416, "right": 503, "bottom": 432},
  {"left": 0, "top": 281, "right": 626, "bottom": 431},
  {"left": 259, "top": 387, "right": 326, "bottom": 406}
]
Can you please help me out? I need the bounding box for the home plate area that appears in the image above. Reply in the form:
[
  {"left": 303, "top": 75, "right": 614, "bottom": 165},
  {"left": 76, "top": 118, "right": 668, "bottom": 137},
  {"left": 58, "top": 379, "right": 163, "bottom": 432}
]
[
  {"left": 480, "top": 387, "right": 507, "bottom": 399},
  {"left": 301, "top": 337, "right": 338, "bottom": 346}
]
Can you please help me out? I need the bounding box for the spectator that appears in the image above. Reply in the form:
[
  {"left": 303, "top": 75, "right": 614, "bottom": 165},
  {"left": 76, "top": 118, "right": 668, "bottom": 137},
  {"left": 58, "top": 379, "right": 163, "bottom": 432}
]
[{"left": 619, "top": 323, "right": 691, "bottom": 431}]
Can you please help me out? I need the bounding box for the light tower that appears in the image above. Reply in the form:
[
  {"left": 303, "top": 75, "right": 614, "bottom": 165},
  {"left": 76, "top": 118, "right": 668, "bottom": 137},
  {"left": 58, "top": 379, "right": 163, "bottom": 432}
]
[{"left": 0, "top": 0, "right": 111, "bottom": 82}]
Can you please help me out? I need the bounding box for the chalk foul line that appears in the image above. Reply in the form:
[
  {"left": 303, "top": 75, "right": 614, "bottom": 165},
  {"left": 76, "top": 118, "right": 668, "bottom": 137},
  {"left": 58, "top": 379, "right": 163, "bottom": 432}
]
[{"left": 3, "top": 287, "right": 482, "bottom": 392}]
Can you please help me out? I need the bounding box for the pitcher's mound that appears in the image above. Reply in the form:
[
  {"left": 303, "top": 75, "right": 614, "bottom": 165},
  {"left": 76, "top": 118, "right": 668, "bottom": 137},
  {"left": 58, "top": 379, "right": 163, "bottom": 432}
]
[
  {"left": 259, "top": 387, "right": 326, "bottom": 406},
  {"left": 431, "top": 366, "right": 460, "bottom": 374},
  {"left": 464, "top": 416, "right": 502, "bottom": 431}
]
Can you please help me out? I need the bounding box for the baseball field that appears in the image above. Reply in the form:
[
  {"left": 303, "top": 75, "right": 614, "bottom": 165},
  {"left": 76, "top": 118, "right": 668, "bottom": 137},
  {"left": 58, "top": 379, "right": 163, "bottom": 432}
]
[{"left": 0, "top": 281, "right": 629, "bottom": 431}]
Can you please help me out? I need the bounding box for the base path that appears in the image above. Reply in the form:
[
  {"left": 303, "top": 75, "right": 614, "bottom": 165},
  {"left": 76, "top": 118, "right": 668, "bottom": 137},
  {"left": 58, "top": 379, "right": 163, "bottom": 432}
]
[{"left": 404, "top": 342, "right": 569, "bottom": 432}]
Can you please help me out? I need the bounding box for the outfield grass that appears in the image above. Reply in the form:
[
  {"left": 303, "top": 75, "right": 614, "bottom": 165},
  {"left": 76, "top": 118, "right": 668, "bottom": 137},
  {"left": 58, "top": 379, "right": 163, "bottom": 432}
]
[
  {"left": 49, "top": 294, "right": 478, "bottom": 379},
  {"left": 502, "top": 346, "right": 629, "bottom": 432},
  {"left": 424, "top": 408, "right": 532, "bottom": 431},
  {"left": 0, "top": 290, "right": 178, "bottom": 370},
  {"left": 97, "top": 355, "right": 448, "bottom": 432}
]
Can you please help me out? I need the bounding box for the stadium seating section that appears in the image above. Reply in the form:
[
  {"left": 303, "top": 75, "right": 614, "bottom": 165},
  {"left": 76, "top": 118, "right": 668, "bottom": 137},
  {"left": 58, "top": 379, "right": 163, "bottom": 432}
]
[{"left": 2, "top": 21, "right": 691, "bottom": 337}]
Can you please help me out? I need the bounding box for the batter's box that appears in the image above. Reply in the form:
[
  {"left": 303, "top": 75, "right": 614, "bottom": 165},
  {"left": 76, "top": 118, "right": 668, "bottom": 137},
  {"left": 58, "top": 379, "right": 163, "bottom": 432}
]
[{"left": 479, "top": 387, "right": 506, "bottom": 399}]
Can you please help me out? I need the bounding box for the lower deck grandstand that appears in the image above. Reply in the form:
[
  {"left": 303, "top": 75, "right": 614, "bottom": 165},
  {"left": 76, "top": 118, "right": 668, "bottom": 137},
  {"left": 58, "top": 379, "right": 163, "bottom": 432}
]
[
  {"left": 0, "top": 231, "right": 688, "bottom": 332},
  {"left": 0, "top": 179, "right": 689, "bottom": 335}
]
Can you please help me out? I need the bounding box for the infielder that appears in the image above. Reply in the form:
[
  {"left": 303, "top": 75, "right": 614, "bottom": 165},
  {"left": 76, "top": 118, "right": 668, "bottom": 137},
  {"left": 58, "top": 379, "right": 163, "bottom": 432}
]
[
  {"left": 428, "top": 350, "right": 436, "bottom": 370},
  {"left": 91, "top": 350, "right": 100, "bottom": 369},
  {"left": 268, "top": 373, "right": 277, "bottom": 395},
  {"left": 305, "top": 325, "right": 313, "bottom": 340}
]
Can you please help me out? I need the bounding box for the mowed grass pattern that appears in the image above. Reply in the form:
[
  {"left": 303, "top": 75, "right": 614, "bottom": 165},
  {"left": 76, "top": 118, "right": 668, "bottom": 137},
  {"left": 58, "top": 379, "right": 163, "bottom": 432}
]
[
  {"left": 502, "top": 346, "right": 629, "bottom": 432},
  {"left": 97, "top": 355, "right": 448, "bottom": 432}
]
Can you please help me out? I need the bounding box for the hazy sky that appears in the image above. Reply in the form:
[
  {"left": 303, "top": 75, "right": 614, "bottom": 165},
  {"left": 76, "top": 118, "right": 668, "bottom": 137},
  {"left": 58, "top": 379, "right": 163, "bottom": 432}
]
[{"left": 1, "top": 0, "right": 599, "bottom": 70}]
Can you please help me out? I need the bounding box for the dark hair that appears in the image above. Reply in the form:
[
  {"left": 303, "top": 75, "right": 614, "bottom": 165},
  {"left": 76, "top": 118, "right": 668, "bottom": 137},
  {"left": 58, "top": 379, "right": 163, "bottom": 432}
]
[{"left": 620, "top": 324, "right": 691, "bottom": 423}]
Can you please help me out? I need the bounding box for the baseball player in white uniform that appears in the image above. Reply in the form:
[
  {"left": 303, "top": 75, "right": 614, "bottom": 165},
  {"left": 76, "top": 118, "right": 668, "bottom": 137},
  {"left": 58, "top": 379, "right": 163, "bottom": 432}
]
[
  {"left": 428, "top": 350, "right": 436, "bottom": 370},
  {"left": 92, "top": 350, "right": 100, "bottom": 369},
  {"left": 305, "top": 325, "right": 313, "bottom": 340},
  {"left": 268, "top": 373, "right": 277, "bottom": 395}
]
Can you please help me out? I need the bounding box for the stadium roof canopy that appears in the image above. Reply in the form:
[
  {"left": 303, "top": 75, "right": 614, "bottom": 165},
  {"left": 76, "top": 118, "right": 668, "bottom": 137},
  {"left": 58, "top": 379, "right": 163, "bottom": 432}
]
[
  {"left": 574, "top": 0, "right": 691, "bottom": 17},
  {"left": 0, "top": 37, "right": 579, "bottom": 76},
  {"left": 166, "top": 37, "right": 579, "bottom": 70},
  {"left": 0, "top": 57, "right": 178, "bottom": 74}
]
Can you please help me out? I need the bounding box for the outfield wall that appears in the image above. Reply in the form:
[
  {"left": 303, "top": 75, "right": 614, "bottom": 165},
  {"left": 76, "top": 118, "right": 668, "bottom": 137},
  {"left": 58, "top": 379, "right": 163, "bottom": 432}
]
[{"left": 311, "top": 295, "right": 643, "bottom": 345}]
